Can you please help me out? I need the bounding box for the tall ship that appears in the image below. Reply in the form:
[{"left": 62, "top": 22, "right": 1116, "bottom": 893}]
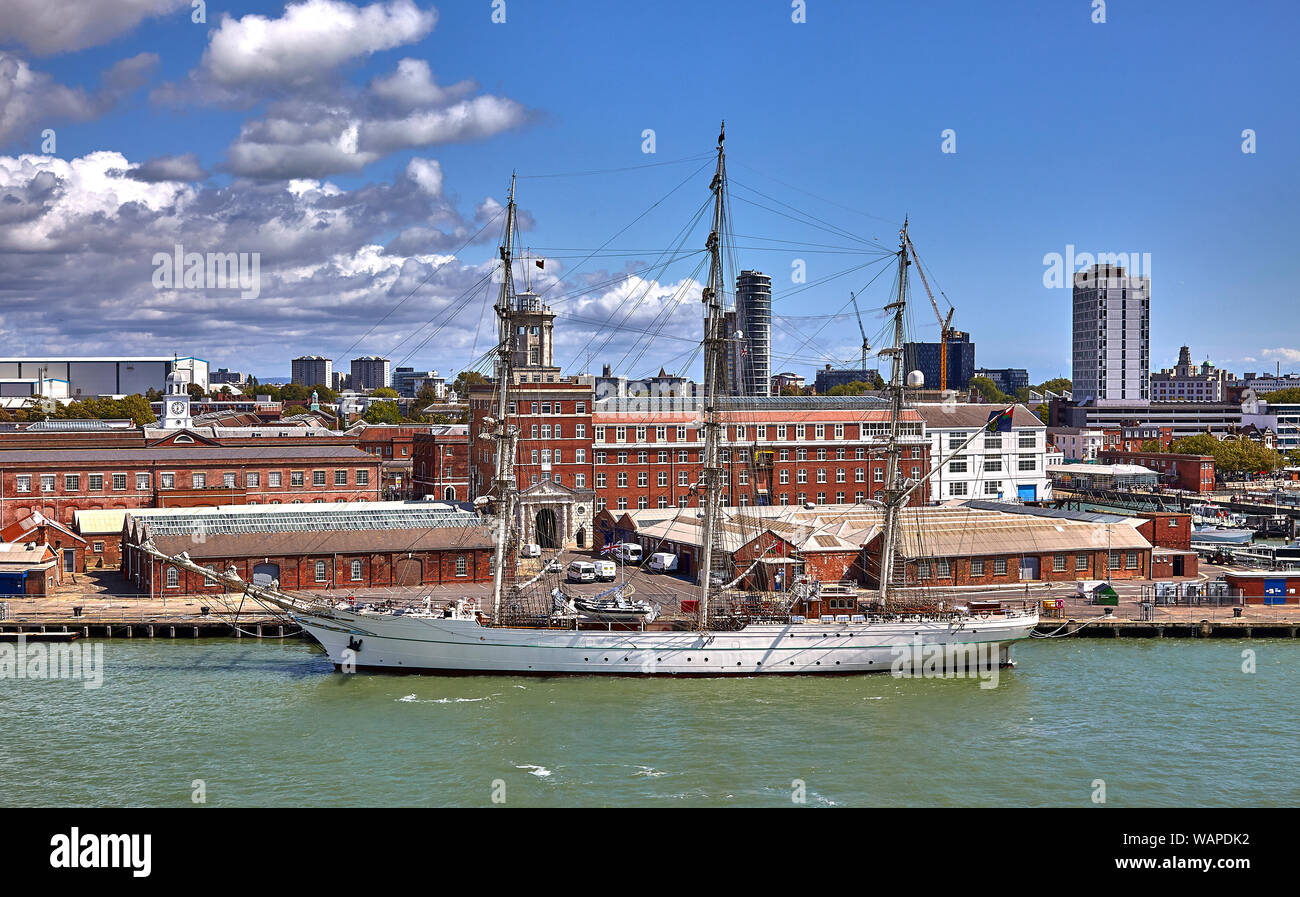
[{"left": 148, "top": 127, "right": 1038, "bottom": 675}]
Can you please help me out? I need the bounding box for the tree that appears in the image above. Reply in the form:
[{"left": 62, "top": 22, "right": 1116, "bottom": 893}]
[
  {"left": 967, "top": 376, "right": 1010, "bottom": 404},
  {"left": 1140, "top": 439, "right": 1163, "bottom": 453},
  {"left": 452, "top": 370, "right": 486, "bottom": 396},
  {"left": 371, "top": 387, "right": 400, "bottom": 399},
  {"left": 1036, "top": 377, "right": 1072, "bottom": 394},
  {"left": 1171, "top": 434, "right": 1281, "bottom": 477},
  {"left": 362, "top": 401, "right": 402, "bottom": 424},
  {"left": 415, "top": 383, "right": 440, "bottom": 407},
  {"left": 1262, "top": 387, "right": 1300, "bottom": 404},
  {"left": 827, "top": 380, "right": 873, "bottom": 396}
]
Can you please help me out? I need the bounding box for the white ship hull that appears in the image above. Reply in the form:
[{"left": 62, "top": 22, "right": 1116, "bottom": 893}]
[{"left": 291, "top": 608, "right": 1039, "bottom": 676}]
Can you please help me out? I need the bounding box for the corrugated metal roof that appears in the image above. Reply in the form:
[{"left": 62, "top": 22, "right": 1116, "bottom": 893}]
[{"left": 73, "top": 509, "right": 131, "bottom": 534}]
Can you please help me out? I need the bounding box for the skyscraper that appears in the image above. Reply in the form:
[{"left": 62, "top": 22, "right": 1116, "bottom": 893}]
[
  {"left": 731, "top": 270, "right": 771, "bottom": 396},
  {"left": 291, "top": 355, "right": 332, "bottom": 388},
  {"left": 1071, "top": 264, "right": 1150, "bottom": 404},
  {"left": 350, "top": 355, "right": 391, "bottom": 391}
]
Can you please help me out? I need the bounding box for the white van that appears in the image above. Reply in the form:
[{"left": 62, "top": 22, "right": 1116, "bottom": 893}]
[
  {"left": 593, "top": 560, "right": 617, "bottom": 581},
  {"left": 648, "top": 552, "right": 678, "bottom": 573},
  {"left": 566, "top": 561, "right": 596, "bottom": 583},
  {"left": 613, "top": 543, "right": 642, "bottom": 564}
]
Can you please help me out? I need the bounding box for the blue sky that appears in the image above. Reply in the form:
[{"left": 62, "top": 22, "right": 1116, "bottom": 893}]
[{"left": 2, "top": 0, "right": 1297, "bottom": 383}]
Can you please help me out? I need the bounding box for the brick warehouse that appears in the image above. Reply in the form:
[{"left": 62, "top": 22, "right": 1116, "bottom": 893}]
[
  {"left": 121, "top": 502, "right": 494, "bottom": 596},
  {"left": 1098, "top": 449, "right": 1216, "bottom": 493},
  {"left": 0, "top": 444, "right": 381, "bottom": 530},
  {"left": 467, "top": 379, "right": 593, "bottom": 498}
]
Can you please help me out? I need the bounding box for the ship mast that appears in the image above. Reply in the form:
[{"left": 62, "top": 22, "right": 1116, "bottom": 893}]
[
  {"left": 489, "top": 174, "right": 520, "bottom": 622},
  {"left": 877, "top": 219, "right": 911, "bottom": 606},
  {"left": 697, "top": 122, "right": 729, "bottom": 628}
]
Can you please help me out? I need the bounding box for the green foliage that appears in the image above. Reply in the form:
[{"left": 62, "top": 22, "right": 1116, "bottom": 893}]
[
  {"left": 1263, "top": 387, "right": 1300, "bottom": 404},
  {"left": 967, "top": 376, "right": 1010, "bottom": 404},
  {"left": 827, "top": 380, "right": 875, "bottom": 396},
  {"left": 1170, "top": 434, "right": 1281, "bottom": 476},
  {"left": 362, "top": 401, "right": 402, "bottom": 424},
  {"left": 371, "top": 387, "right": 400, "bottom": 399},
  {"left": 37, "top": 394, "right": 158, "bottom": 426},
  {"left": 1036, "top": 377, "right": 1072, "bottom": 394},
  {"left": 452, "top": 370, "right": 487, "bottom": 395}
]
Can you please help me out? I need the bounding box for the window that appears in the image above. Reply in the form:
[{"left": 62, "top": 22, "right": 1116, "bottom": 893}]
[
  {"left": 834, "top": 424, "right": 844, "bottom": 439},
  {"left": 797, "top": 469, "right": 807, "bottom": 484},
  {"left": 994, "top": 558, "right": 1007, "bottom": 576},
  {"left": 313, "top": 471, "right": 326, "bottom": 486},
  {"left": 15, "top": 475, "right": 30, "bottom": 493},
  {"left": 678, "top": 471, "right": 689, "bottom": 486},
  {"left": 596, "top": 451, "right": 607, "bottom": 464},
  {"left": 92, "top": 541, "right": 105, "bottom": 553},
  {"left": 575, "top": 474, "right": 586, "bottom": 488},
  {"left": 935, "top": 559, "right": 950, "bottom": 578},
  {"left": 984, "top": 458, "right": 1002, "bottom": 472},
  {"left": 984, "top": 480, "right": 1001, "bottom": 495},
  {"left": 576, "top": 449, "right": 586, "bottom": 463},
  {"left": 1018, "top": 433, "right": 1036, "bottom": 449},
  {"left": 949, "top": 456, "right": 968, "bottom": 473},
  {"left": 756, "top": 425, "right": 766, "bottom": 439},
  {"left": 357, "top": 470, "right": 370, "bottom": 486},
  {"left": 247, "top": 472, "right": 260, "bottom": 487},
  {"left": 112, "top": 473, "right": 127, "bottom": 491},
  {"left": 269, "top": 472, "right": 282, "bottom": 487},
  {"left": 777, "top": 425, "right": 787, "bottom": 440},
  {"left": 656, "top": 426, "right": 667, "bottom": 441},
  {"left": 594, "top": 426, "right": 606, "bottom": 441},
  {"left": 88, "top": 474, "right": 102, "bottom": 491},
  {"left": 779, "top": 470, "right": 789, "bottom": 484},
  {"left": 950, "top": 482, "right": 968, "bottom": 496},
  {"left": 1054, "top": 555, "right": 1066, "bottom": 572},
  {"left": 1018, "top": 456, "right": 1036, "bottom": 471},
  {"left": 224, "top": 473, "right": 237, "bottom": 487},
  {"left": 618, "top": 472, "right": 628, "bottom": 487},
  {"left": 291, "top": 472, "right": 304, "bottom": 487},
  {"left": 64, "top": 474, "right": 80, "bottom": 491},
  {"left": 315, "top": 561, "right": 328, "bottom": 582},
  {"left": 1076, "top": 553, "right": 1089, "bottom": 571},
  {"left": 37, "top": 473, "right": 56, "bottom": 491},
  {"left": 166, "top": 567, "right": 179, "bottom": 588},
  {"left": 351, "top": 560, "right": 363, "bottom": 581},
  {"left": 161, "top": 473, "right": 175, "bottom": 489},
  {"left": 576, "top": 402, "right": 586, "bottom": 414},
  {"left": 735, "top": 425, "right": 745, "bottom": 440},
  {"left": 658, "top": 471, "right": 668, "bottom": 487},
  {"left": 971, "top": 559, "right": 985, "bottom": 577},
  {"left": 835, "top": 491, "right": 845, "bottom": 504},
  {"left": 616, "top": 498, "right": 627, "bottom": 510},
  {"left": 596, "top": 473, "right": 607, "bottom": 488},
  {"left": 192, "top": 473, "right": 207, "bottom": 488},
  {"left": 136, "top": 473, "right": 150, "bottom": 491},
  {"left": 637, "top": 472, "right": 648, "bottom": 487},
  {"left": 331, "top": 470, "right": 346, "bottom": 486},
  {"left": 676, "top": 426, "right": 687, "bottom": 441},
  {"left": 616, "top": 426, "right": 627, "bottom": 442},
  {"left": 1126, "top": 552, "right": 1138, "bottom": 570},
  {"left": 917, "top": 561, "right": 931, "bottom": 580},
  {"left": 816, "top": 469, "right": 826, "bottom": 483},
  {"left": 815, "top": 425, "right": 825, "bottom": 439},
  {"left": 854, "top": 468, "right": 865, "bottom": 482},
  {"left": 617, "top": 451, "right": 627, "bottom": 464}
]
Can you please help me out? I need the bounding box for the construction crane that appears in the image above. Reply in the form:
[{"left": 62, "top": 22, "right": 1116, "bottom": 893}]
[
  {"left": 849, "top": 291, "right": 870, "bottom": 375},
  {"left": 904, "top": 234, "right": 955, "bottom": 391}
]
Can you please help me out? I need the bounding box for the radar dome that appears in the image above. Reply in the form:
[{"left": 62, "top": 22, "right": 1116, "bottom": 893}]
[{"left": 906, "top": 370, "right": 925, "bottom": 388}]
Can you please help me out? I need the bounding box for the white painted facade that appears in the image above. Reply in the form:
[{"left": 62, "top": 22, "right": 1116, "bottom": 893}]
[{"left": 915, "top": 405, "right": 1051, "bottom": 504}]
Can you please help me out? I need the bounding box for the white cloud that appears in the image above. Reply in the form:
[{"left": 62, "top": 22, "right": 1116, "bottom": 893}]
[
  {"left": 0, "top": 51, "right": 157, "bottom": 145},
  {"left": 202, "top": 0, "right": 435, "bottom": 87},
  {"left": 0, "top": 0, "right": 187, "bottom": 55},
  {"left": 1261, "top": 348, "right": 1300, "bottom": 364},
  {"left": 369, "top": 57, "right": 474, "bottom": 109}
]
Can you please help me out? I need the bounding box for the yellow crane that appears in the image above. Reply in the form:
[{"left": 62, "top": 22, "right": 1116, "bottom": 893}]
[{"left": 904, "top": 234, "right": 955, "bottom": 391}]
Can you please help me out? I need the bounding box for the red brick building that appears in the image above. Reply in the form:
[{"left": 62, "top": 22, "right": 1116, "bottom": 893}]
[
  {"left": 411, "top": 425, "right": 470, "bottom": 502},
  {"left": 121, "top": 502, "right": 494, "bottom": 596},
  {"left": 1098, "top": 450, "right": 1216, "bottom": 493},
  {"left": 468, "top": 380, "right": 593, "bottom": 497},
  {"left": 1102, "top": 424, "right": 1174, "bottom": 454},
  {"left": 0, "top": 444, "right": 381, "bottom": 529},
  {"left": 1136, "top": 511, "right": 1198, "bottom": 579}
]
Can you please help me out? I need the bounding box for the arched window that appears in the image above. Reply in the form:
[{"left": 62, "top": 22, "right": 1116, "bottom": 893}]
[{"left": 444, "top": 486, "right": 455, "bottom": 501}]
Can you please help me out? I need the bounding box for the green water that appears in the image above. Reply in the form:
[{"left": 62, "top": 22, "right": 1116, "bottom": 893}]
[{"left": 2, "top": 638, "right": 1297, "bottom": 807}]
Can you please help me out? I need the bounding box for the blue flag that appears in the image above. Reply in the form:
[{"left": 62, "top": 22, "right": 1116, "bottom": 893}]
[{"left": 986, "top": 407, "right": 1014, "bottom": 433}]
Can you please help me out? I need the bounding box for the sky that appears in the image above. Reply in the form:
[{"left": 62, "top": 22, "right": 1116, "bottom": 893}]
[{"left": 1, "top": 0, "right": 1297, "bottom": 384}]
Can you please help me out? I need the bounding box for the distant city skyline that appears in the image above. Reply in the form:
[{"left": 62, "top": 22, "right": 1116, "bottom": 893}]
[{"left": 2, "top": 1, "right": 1298, "bottom": 385}]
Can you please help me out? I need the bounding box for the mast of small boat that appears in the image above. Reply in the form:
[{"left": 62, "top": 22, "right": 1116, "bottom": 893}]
[
  {"left": 877, "top": 219, "right": 911, "bottom": 608},
  {"left": 489, "top": 174, "right": 520, "bottom": 623},
  {"left": 696, "top": 123, "right": 729, "bottom": 629}
]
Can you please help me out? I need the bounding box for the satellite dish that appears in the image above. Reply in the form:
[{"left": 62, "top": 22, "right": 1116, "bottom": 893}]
[{"left": 906, "top": 370, "right": 925, "bottom": 388}]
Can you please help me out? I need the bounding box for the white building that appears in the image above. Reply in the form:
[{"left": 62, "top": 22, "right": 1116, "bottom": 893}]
[
  {"left": 1150, "top": 346, "right": 1232, "bottom": 402},
  {"left": 1047, "top": 426, "right": 1106, "bottom": 462},
  {"left": 0, "top": 356, "right": 208, "bottom": 397},
  {"left": 914, "top": 404, "right": 1051, "bottom": 503},
  {"left": 1071, "top": 264, "right": 1150, "bottom": 404}
]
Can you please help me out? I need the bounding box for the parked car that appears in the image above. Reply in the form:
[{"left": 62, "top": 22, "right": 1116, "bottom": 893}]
[
  {"left": 613, "top": 543, "right": 642, "bottom": 564},
  {"left": 593, "top": 560, "right": 617, "bottom": 581},
  {"left": 566, "top": 561, "right": 596, "bottom": 583},
  {"left": 520, "top": 543, "right": 541, "bottom": 558},
  {"left": 648, "top": 552, "right": 678, "bottom": 573}
]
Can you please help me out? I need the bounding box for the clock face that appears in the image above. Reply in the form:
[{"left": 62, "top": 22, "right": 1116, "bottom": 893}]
[{"left": 170, "top": 402, "right": 185, "bottom": 414}]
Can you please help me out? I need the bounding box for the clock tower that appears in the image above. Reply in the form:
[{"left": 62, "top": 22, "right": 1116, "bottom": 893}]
[{"left": 161, "top": 369, "right": 193, "bottom": 429}]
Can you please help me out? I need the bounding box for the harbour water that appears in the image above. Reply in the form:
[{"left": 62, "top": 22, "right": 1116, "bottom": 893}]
[{"left": 3, "top": 638, "right": 1297, "bottom": 808}]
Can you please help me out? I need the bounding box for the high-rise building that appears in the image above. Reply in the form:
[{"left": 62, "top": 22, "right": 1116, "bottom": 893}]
[
  {"left": 350, "top": 356, "right": 391, "bottom": 391},
  {"left": 903, "top": 330, "right": 975, "bottom": 391},
  {"left": 1071, "top": 264, "right": 1149, "bottom": 404},
  {"left": 730, "top": 270, "right": 771, "bottom": 396},
  {"left": 291, "top": 355, "right": 332, "bottom": 388}
]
